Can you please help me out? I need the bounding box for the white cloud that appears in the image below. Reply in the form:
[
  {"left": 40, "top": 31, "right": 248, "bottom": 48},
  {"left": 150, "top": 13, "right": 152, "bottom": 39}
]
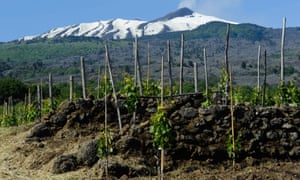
[
  {"left": 178, "top": 0, "right": 242, "bottom": 18},
  {"left": 178, "top": 0, "right": 197, "bottom": 9}
]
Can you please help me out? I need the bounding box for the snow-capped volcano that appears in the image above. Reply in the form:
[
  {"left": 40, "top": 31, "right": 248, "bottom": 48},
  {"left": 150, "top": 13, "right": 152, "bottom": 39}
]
[{"left": 23, "top": 8, "right": 238, "bottom": 40}]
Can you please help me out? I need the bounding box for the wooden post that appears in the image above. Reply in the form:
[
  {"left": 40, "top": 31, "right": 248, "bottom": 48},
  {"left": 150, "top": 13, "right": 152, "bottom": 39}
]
[
  {"left": 9, "top": 96, "right": 13, "bottom": 117},
  {"left": 69, "top": 75, "right": 74, "bottom": 101},
  {"left": 136, "top": 36, "right": 143, "bottom": 96},
  {"left": 194, "top": 62, "right": 198, "bottom": 93},
  {"left": 257, "top": 45, "right": 261, "bottom": 92},
  {"left": 40, "top": 79, "right": 43, "bottom": 118},
  {"left": 224, "top": 24, "right": 230, "bottom": 105},
  {"left": 4, "top": 101, "right": 8, "bottom": 116},
  {"left": 97, "top": 62, "right": 101, "bottom": 99},
  {"left": 104, "top": 54, "right": 109, "bottom": 179},
  {"left": 257, "top": 45, "right": 261, "bottom": 105},
  {"left": 160, "top": 148, "right": 164, "bottom": 180},
  {"left": 147, "top": 42, "right": 150, "bottom": 90},
  {"left": 37, "top": 84, "right": 41, "bottom": 120},
  {"left": 134, "top": 39, "right": 137, "bottom": 86},
  {"left": 24, "top": 93, "right": 27, "bottom": 111},
  {"left": 160, "top": 55, "right": 165, "bottom": 179},
  {"left": 167, "top": 40, "right": 172, "bottom": 96},
  {"left": 28, "top": 88, "right": 31, "bottom": 105},
  {"left": 262, "top": 49, "right": 267, "bottom": 107},
  {"left": 203, "top": 48, "right": 208, "bottom": 99},
  {"left": 80, "top": 56, "right": 87, "bottom": 99},
  {"left": 161, "top": 56, "right": 164, "bottom": 107},
  {"left": 229, "top": 65, "right": 235, "bottom": 171},
  {"left": 105, "top": 44, "right": 122, "bottom": 131},
  {"left": 280, "top": 17, "right": 286, "bottom": 84},
  {"left": 49, "top": 73, "right": 53, "bottom": 110},
  {"left": 179, "top": 33, "right": 184, "bottom": 94}
]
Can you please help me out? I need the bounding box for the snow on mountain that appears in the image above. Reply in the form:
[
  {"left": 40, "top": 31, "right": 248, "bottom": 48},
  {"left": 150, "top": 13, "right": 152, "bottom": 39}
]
[{"left": 22, "top": 8, "right": 238, "bottom": 41}]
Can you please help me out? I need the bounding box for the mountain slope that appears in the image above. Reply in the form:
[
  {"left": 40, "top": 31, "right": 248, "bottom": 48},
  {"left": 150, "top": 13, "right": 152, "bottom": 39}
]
[{"left": 23, "top": 8, "right": 237, "bottom": 40}]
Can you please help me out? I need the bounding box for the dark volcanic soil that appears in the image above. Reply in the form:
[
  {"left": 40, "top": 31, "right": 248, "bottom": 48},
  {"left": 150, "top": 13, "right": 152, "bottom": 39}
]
[{"left": 0, "top": 96, "right": 300, "bottom": 179}]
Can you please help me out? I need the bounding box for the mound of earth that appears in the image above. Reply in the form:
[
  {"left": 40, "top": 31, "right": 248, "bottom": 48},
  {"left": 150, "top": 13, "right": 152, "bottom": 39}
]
[{"left": 0, "top": 94, "right": 299, "bottom": 179}]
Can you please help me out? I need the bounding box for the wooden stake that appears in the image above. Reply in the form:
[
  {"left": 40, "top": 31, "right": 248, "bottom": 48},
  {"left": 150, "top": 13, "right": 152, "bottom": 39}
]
[
  {"left": 134, "top": 39, "right": 137, "bottom": 86},
  {"left": 49, "top": 73, "right": 53, "bottom": 110},
  {"left": 262, "top": 49, "right": 267, "bottom": 107},
  {"left": 194, "top": 62, "right": 198, "bottom": 92},
  {"left": 280, "top": 17, "right": 286, "bottom": 83},
  {"left": 179, "top": 33, "right": 184, "bottom": 94},
  {"left": 147, "top": 42, "right": 150, "bottom": 90},
  {"left": 80, "top": 56, "right": 87, "bottom": 99},
  {"left": 105, "top": 43, "right": 122, "bottom": 131},
  {"left": 203, "top": 48, "right": 208, "bottom": 100},
  {"left": 257, "top": 45, "right": 261, "bottom": 92},
  {"left": 24, "top": 93, "right": 27, "bottom": 111},
  {"left": 9, "top": 96, "right": 13, "bottom": 117},
  {"left": 104, "top": 54, "right": 109, "bottom": 179},
  {"left": 4, "top": 101, "right": 8, "bottom": 116},
  {"left": 97, "top": 61, "right": 101, "bottom": 99},
  {"left": 167, "top": 40, "right": 172, "bottom": 96},
  {"left": 28, "top": 88, "right": 31, "bottom": 105},
  {"left": 224, "top": 24, "right": 231, "bottom": 105},
  {"left": 161, "top": 56, "right": 164, "bottom": 107},
  {"left": 37, "top": 84, "right": 41, "bottom": 120},
  {"left": 69, "top": 75, "right": 74, "bottom": 101},
  {"left": 229, "top": 65, "right": 235, "bottom": 171},
  {"left": 160, "top": 148, "right": 164, "bottom": 180},
  {"left": 134, "top": 36, "right": 143, "bottom": 95},
  {"left": 40, "top": 79, "right": 43, "bottom": 118}
]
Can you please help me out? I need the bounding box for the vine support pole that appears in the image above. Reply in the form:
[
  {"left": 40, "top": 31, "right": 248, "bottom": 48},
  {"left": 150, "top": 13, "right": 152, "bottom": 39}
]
[
  {"left": 104, "top": 53, "right": 109, "bottom": 179},
  {"left": 229, "top": 65, "right": 235, "bottom": 171},
  {"left": 160, "top": 55, "right": 165, "bottom": 179},
  {"left": 203, "top": 48, "right": 208, "bottom": 99},
  {"left": 257, "top": 45, "right": 261, "bottom": 92},
  {"left": 135, "top": 36, "right": 143, "bottom": 95},
  {"left": 40, "top": 79, "right": 43, "bottom": 118},
  {"left": 160, "top": 148, "right": 164, "bottom": 180},
  {"left": 280, "top": 17, "right": 286, "bottom": 84},
  {"left": 179, "top": 33, "right": 184, "bottom": 94},
  {"left": 97, "top": 61, "right": 101, "bottom": 99},
  {"left": 262, "top": 49, "right": 267, "bottom": 107},
  {"left": 28, "top": 88, "right": 31, "bottom": 105},
  {"left": 49, "top": 73, "right": 53, "bottom": 110},
  {"left": 105, "top": 43, "right": 122, "bottom": 131},
  {"left": 37, "top": 84, "right": 41, "bottom": 121},
  {"left": 80, "top": 56, "right": 87, "bottom": 99},
  {"left": 224, "top": 24, "right": 230, "bottom": 105},
  {"left": 147, "top": 41, "right": 150, "bottom": 90},
  {"left": 161, "top": 56, "right": 164, "bottom": 107},
  {"left": 167, "top": 40, "right": 172, "bottom": 96},
  {"left": 194, "top": 62, "right": 198, "bottom": 93},
  {"left": 69, "top": 76, "right": 74, "bottom": 101},
  {"left": 4, "top": 101, "right": 8, "bottom": 116}
]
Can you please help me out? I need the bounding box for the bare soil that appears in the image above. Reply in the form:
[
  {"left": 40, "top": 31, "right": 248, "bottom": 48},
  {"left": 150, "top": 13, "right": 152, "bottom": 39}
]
[{"left": 0, "top": 123, "right": 299, "bottom": 180}]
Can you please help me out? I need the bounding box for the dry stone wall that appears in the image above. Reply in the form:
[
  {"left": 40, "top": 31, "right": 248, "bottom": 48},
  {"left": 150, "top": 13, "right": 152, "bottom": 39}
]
[{"left": 25, "top": 94, "right": 300, "bottom": 177}]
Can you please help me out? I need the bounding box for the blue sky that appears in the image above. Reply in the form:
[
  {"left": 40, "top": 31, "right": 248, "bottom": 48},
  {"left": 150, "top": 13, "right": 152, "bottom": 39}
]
[{"left": 0, "top": 0, "right": 299, "bottom": 42}]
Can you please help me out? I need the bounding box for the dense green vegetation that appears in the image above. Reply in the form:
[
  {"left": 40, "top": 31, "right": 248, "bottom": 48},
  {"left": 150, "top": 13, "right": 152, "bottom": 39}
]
[
  {"left": 153, "top": 22, "right": 267, "bottom": 41},
  {"left": 0, "top": 37, "right": 103, "bottom": 61},
  {"left": 0, "top": 22, "right": 289, "bottom": 63},
  {"left": 1, "top": 73, "right": 300, "bottom": 128},
  {"left": 0, "top": 21, "right": 300, "bottom": 127},
  {"left": 0, "top": 78, "right": 27, "bottom": 102},
  {"left": 0, "top": 22, "right": 299, "bottom": 90}
]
